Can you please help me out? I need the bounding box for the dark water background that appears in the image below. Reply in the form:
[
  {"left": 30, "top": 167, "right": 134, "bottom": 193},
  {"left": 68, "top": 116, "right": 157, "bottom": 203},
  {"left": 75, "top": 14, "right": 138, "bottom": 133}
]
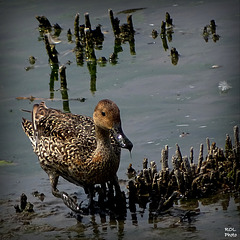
[{"left": 0, "top": 0, "right": 239, "bottom": 239}]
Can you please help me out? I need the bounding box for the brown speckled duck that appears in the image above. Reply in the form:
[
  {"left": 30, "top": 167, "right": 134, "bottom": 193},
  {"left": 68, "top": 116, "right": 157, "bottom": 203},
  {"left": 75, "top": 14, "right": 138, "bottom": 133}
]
[{"left": 22, "top": 99, "right": 133, "bottom": 209}]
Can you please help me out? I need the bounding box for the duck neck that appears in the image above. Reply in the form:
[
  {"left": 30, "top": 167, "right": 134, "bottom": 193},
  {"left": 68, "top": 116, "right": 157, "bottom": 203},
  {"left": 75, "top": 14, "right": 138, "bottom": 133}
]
[{"left": 95, "top": 125, "right": 111, "bottom": 150}]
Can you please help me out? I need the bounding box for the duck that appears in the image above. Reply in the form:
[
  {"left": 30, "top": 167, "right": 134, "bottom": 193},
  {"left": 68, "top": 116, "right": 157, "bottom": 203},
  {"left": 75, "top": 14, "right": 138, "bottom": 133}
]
[{"left": 22, "top": 99, "right": 133, "bottom": 210}]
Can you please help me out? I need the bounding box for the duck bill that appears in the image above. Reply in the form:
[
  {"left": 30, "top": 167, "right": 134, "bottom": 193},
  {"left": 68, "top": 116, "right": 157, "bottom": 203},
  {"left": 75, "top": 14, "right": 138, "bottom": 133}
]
[{"left": 112, "top": 124, "right": 133, "bottom": 152}]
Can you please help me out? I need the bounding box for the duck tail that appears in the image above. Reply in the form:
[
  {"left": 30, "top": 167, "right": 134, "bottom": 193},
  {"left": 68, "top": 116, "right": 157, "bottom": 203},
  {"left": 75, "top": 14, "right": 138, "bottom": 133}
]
[
  {"left": 22, "top": 117, "right": 35, "bottom": 147},
  {"left": 22, "top": 102, "right": 48, "bottom": 148}
]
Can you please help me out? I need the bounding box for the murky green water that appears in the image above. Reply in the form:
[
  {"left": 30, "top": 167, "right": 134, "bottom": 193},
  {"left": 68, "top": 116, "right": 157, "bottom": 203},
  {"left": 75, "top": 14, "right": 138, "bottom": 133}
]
[{"left": 0, "top": 0, "right": 239, "bottom": 239}]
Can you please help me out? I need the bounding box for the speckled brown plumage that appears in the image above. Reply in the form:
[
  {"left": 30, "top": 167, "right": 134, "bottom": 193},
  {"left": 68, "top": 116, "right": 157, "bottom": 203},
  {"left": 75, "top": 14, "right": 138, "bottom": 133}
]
[{"left": 22, "top": 100, "right": 133, "bottom": 200}]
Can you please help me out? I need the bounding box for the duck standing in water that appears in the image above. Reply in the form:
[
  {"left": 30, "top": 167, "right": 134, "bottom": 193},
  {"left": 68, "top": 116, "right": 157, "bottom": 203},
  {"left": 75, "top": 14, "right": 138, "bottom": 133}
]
[{"left": 22, "top": 99, "right": 133, "bottom": 211}]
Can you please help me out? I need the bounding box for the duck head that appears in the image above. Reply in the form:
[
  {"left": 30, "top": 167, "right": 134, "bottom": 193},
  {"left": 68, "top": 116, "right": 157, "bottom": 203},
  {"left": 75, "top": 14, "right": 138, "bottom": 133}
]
[{"left": 93, "top": 99, "right": 133, "bottom": 152}]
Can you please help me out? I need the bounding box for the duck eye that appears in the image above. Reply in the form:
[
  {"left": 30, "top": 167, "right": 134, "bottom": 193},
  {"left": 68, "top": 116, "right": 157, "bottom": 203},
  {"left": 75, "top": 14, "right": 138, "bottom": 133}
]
[{"left": 101, "top": 111, "right": 106, "bottom": 116}]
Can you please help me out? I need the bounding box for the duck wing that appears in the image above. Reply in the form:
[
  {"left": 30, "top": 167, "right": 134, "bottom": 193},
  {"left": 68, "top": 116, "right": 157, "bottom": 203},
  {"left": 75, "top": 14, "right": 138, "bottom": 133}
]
[
  {"left": 31, "top": 102, "right": 95, "bottom": 142},
  {"left": 22, "top": 102, "right": 97, "bottom": 160}
]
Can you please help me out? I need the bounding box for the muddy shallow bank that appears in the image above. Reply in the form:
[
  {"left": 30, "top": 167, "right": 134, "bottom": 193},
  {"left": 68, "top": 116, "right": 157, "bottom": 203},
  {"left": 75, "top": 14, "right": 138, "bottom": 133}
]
[{"left": 0, "top": 187, "right": 239, "bottom": 240}]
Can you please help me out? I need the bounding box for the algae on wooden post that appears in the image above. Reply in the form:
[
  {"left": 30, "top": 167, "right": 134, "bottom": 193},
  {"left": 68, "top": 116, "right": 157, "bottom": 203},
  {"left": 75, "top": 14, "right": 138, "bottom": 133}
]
[
  {"left": 165, "top": 12, "right": 173, "bottom": 28},
  {"left": 143, "top": 158, "right": 148, "bottom": 169},
  {"left": 233, "top": 125, "right": 239, "bottom": 159},
  {"left": 59, "top": 65, "right": 70, "bottom": 113},
  {"left": 85, "top": 28, "right": 96, "bottom": 61},
  {"left": 170, "top": 47, "right": 179, "bottom": 65},
  {"left": 160, "top": 145, "right": 169, "bottom": 171},
  {"left": 67, "top": 28, "right": 73, "bottom": 42},
  {"left": 84, "top": 13, "right": 92, "bottom": 30},
  {"left": 74, "top": 13, "right": 80, "bottom": 43},
  {"left": 109, "top": 9, "right": 120, "bottom": 37},
  {"left": 197, "top": 144, "right": 204, "bottom": 173},
  {"left": 36, "top": 15, "right": 52, "bottom": 30},
  {"left": 225, "top": 134, "right": 233, "bottom": 158}
]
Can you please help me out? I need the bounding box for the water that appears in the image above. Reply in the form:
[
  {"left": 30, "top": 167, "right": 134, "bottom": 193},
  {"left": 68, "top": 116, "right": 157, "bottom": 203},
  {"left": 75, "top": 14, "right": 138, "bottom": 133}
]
[{"left": 0, "top": 0, "right": 240, "bottom": 239}]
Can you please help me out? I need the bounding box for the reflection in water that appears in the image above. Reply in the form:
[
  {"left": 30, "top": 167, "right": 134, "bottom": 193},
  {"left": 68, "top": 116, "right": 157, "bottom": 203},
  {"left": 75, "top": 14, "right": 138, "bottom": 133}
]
[
  {"left": 35, "top": 10, "right": 136, "bottom": 112},
  {"left": 8, "top": 189, "right": 238, "bottom": 240},
  {"left": 87, "top": 61, "right": 97, "bottom": 93},
  {"left": 68, "top": 214, "right": 126, "bottom": 239},
  {"left": 170, "top": 47, "right": 179, "bottom": 65},
  {"left": 64, "top": 193, "right": 237, "bottom": 239},
  {"left": 161, "top": 33, "right": 169, "bottom": 51},
  {"left": 202, "top": 19, "right": 220, "bottom": 43},
  {"left": 59, "top": 65, "right": 70, "bottom": 112},
  {"left": 152, "top": 12, "right": 179, "bottom": 65},
  {"left": 23, "top": 11, "right": 224, "bottom": 112},
  {"left": 49, "top": 63, "right": 59, "bottom": 99},
  {"left": 26, "top": 10, "right": 190, "bottom": 113}
]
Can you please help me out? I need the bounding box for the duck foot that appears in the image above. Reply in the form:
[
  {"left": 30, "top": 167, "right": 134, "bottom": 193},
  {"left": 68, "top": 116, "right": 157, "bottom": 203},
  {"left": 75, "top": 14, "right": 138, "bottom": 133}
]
[
  {"left": 61, "top": 192, "right": 82, "bottom": 213},
  {"left": 52, "top": 189, "right": 82, "bottom": 214}
]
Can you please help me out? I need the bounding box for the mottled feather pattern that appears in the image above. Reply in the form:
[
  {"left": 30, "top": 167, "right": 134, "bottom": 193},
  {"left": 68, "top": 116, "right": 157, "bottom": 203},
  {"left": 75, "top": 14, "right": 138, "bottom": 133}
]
[{"left": 22, "top": 101, "right": 122, "bottom": 187}]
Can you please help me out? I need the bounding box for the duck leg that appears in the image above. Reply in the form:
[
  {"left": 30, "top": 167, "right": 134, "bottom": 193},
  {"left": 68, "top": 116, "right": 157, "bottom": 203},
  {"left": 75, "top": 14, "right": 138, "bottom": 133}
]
[
  {"left": 79, "top": 185, "right": 96, "bottom": 214},
  {"left": 87, "top": 185, "right": 95, "bottom": 209},
  {"left": 105, "top": 176, "right": 122, "bottom": 209},
  {"left": 48, "top": 172, "right": 60, "bottom": 197},
  {"left": 100, "top": 183, "right": 107, "bottom": 199},
  {"left": 111, "top": 175, "right": 127, "bottom": 218},
  {"left": 48, "top": 172, "right": 82, "bottom": 213},
  {"left": 112, "top": 175, "right": 121, "bottom": 196},
  {"left": 98, "top": 183, "right": 107, "bottom": 208}
]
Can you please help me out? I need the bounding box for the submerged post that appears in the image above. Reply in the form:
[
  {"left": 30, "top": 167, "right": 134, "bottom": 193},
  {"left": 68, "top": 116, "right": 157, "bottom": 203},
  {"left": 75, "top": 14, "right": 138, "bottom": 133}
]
[
  {"left": 234, "top": 126, "right": 240, "bottom": 158},
  {"left": 74, "top": 13, "right": 80, "bottom": 44},
  {"left": 84, "top": 12, "right": 92, "bottom": 30},
  {"left": 143, "top": 158, "right": 148, "bottom": 169},
  {"left": 197, "top": 144, "right": 204, "bottom": 173},
  {"left": 59, "top": 65, "right": 70, "bottom": 112},
  {"left": 109, "top": 9, "right": 120, "bottom": 36},
  {"left": 206, "top": 137, "right": 210, "bottom": 154},
  {"left": 225, "top": 134, "right": 232, "bottom": 158},
  {"left": 127, "top": 15, "right": 134, "bottom": 34},
  {"left": 190, "top": 147, "right": 194, "bottom": 164},
  {"left": 160, "top": 145, "right": 169, "bottom": 171},
  {"left": 59, "top": 65, "right": 67, "bottom": 89},
  {"left": 44, "top": 35, "right": 58, "bottom": 64},
  {"left": 175, "top": 143, "right": 182, "bottom": 163}
]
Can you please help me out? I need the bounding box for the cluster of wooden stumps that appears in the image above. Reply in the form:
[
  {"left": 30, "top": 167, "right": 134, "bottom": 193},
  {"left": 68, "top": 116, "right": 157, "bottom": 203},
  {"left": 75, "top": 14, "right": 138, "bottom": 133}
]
[
  {"left": 202, "top": 19, "right": 220, "bottom": 42},
  {"left": 127, "top": 125, "right": 240, "bottom": 214},
  {"left": 14, "top": 193, "right": 34, "bottom": 213},
  {"left": 151, "top": 12, "right": 179, "bottom": 65},
  {"left": 34, "top": 10, "right": 135, "bottom": 107}
]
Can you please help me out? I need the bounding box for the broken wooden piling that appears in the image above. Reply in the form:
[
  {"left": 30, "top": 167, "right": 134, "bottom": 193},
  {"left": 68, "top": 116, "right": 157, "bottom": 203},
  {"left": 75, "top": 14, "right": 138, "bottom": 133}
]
[{"left": 127, "top": 126, "right": 240, "bottom": 214}]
